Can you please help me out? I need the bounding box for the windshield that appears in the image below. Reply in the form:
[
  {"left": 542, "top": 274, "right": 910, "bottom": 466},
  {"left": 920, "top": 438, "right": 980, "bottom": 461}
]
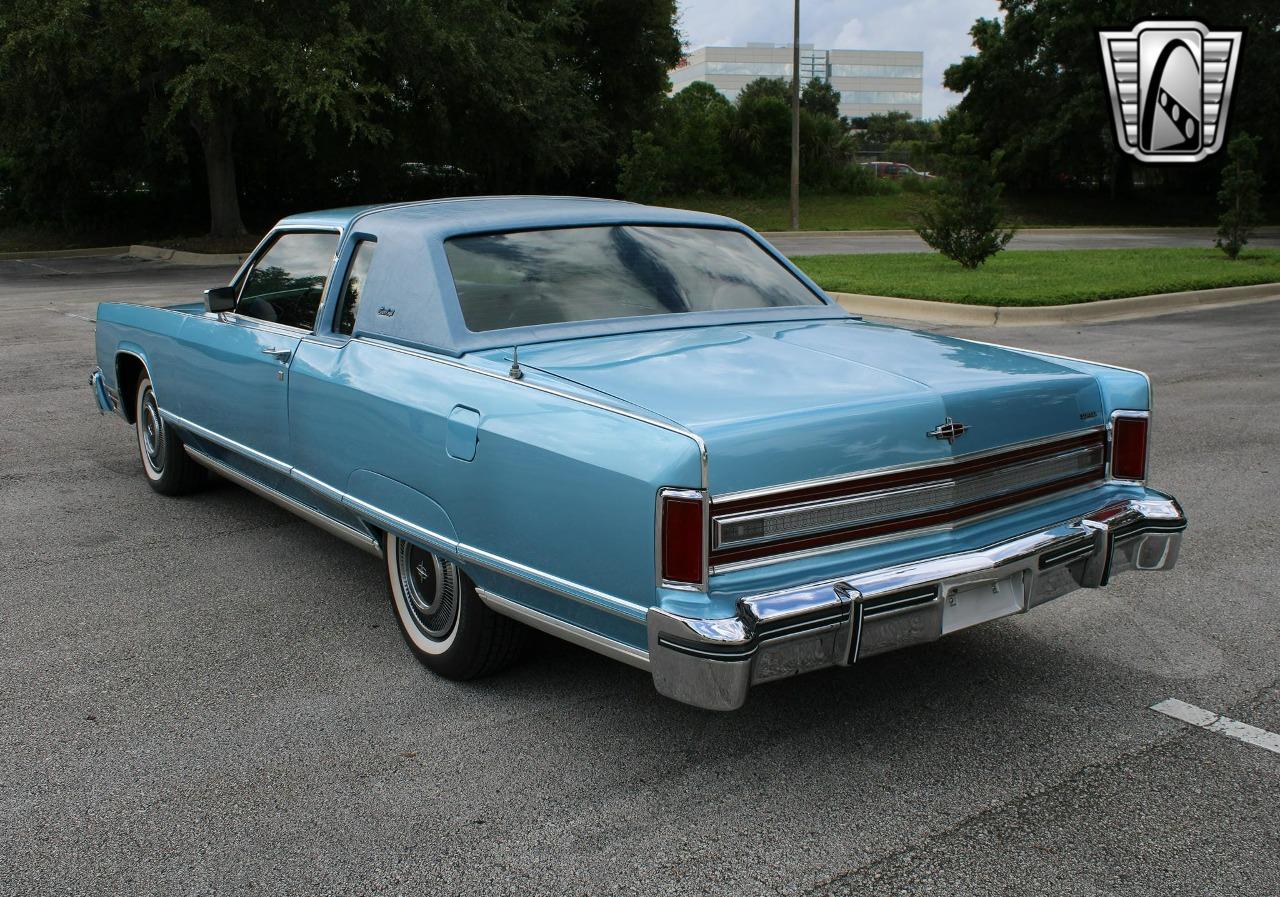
[{"left": 443, "top": 225, "right": 824, "bottom": 332}]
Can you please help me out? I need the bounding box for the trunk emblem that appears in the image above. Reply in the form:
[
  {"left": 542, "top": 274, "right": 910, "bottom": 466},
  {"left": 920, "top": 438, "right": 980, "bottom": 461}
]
[{"left": 927, "top": 417, "right": 968, "bottom": 444}]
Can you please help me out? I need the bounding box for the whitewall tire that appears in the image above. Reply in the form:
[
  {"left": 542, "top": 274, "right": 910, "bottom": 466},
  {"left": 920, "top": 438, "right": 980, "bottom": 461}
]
[{"left": 384, "top": 532, "right": 526, "bottom": 679}]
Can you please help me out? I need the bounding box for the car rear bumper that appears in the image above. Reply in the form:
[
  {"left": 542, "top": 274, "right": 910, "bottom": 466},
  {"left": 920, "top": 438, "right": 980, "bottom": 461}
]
[
  {"left": 89, "top": 368, "right": 116, "bottom": 413},
  {"left": 647, "top": 494, "right": 1186, "bottom": 710}
]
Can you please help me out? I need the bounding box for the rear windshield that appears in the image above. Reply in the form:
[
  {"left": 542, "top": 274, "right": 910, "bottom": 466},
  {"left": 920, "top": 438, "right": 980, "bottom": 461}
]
[{"left": 443, "top": 225, "right": 824, "bottom": 332}]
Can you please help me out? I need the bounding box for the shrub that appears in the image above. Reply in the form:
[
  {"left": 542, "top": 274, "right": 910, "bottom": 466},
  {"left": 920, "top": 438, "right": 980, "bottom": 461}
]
[
  {"left": 1216, "top": 133, "right": 1263, "bottom": 260},
  {"left": 913, "top": 137, "right": 1015, "bottom": 268}
]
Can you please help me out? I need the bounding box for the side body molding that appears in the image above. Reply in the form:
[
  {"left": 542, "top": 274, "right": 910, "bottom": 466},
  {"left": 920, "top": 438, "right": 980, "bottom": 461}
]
[{"left": 344, "top": 469, "right": 459, "bottom": 553}]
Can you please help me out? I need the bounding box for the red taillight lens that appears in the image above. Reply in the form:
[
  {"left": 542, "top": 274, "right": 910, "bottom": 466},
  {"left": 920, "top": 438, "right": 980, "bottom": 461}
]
[
  {"left": 1111, "top": 414, "right": 1149, "bottom": 481},
  {"left": 661, "top": 493, "right": 704, "bottom": 585}
]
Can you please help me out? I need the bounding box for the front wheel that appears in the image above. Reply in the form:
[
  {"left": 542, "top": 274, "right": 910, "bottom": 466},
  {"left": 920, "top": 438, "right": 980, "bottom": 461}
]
[
  {"left": 134, "top": 374, "right": 205, "bottom": 495},
  {"left": 384, "top": 533, "right": 525, "bottom": 679}
]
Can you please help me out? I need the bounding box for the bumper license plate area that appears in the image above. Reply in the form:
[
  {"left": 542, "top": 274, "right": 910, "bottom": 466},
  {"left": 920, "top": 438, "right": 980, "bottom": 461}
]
[{"left": 941, "top": 573, "right": 1025, "bottom": 635}]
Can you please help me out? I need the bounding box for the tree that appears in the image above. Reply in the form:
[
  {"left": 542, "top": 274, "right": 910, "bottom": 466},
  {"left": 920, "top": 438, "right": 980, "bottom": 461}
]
[
  {"left": 0, "top": 0, "right": 683, "bottom": 237},
  {"left": 138, "top": 1, "right": 395, "bottom": 236},
  {"left": 1216, "top": 133, "right": 1264, "bottom": 259},
  {"left": 617, "top": 82, "right": 734, "bottom": 199},
  {"left": 801, "top": 78, "right": 840, "bottom": 119},
  {"left": 735, "top": 76, "right": 791, "bottom": 107},
  {"left": 945, "top": 1, "right": 1280, "bottom": 195},
  {"left": 914, "top": 135, "right": 1015, "bottom": 268}
]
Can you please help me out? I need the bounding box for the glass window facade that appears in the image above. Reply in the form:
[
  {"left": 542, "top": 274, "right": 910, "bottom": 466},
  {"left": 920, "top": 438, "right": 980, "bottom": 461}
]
[
  {"left": 840, "top": 91, "right": 922, "bottom": 105},
  {"left": 670, "top": 46, "right": 924, "bottom": 116},
  {"left": 706, "top": 62, "right": 792, "bottom": 76},
  {"left": 830, "top": 64, "right": 923, "bottom": 79}
]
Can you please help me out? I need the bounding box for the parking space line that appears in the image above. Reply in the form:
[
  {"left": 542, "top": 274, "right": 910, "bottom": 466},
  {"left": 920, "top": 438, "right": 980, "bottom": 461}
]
[{"left": 1151, "top": 698, "right": 1280, "bottom": 756}]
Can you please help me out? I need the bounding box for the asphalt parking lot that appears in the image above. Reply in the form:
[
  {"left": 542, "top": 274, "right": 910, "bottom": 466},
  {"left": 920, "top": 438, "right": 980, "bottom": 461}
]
[{"left": 2, "top": 255, "right": 1277, "bottom": 896}]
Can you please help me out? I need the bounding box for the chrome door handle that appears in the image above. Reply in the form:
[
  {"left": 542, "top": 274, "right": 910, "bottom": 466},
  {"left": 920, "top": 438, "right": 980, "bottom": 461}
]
[{"left": 261, "top": 347, "right": 292, "bottom": 362}]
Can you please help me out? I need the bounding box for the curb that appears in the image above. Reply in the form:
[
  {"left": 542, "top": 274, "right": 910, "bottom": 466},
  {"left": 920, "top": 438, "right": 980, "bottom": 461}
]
[
  {"left": 0, "top": 245, "right": 129, "bottom": 260},
  {"left": 128, "top": 245, "right": 247, "bottom": 266},
  {"left": 830, "top": 282, "right": 1280, "bottom": 326}
]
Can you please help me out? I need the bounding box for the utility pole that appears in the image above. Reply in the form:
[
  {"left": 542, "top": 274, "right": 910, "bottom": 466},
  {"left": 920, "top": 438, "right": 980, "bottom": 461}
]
[{"left": 789, "top": 0, "right": 800, "bottom": 230}]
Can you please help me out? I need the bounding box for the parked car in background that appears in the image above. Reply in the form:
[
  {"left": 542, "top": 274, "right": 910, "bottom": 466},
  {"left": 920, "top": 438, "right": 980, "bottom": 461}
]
[
  {"left": 862, "top": 160, "right": 934, "bottom": 179},
  {"left": 90, "top": 196, "right": 1187, "bottom": 710}
]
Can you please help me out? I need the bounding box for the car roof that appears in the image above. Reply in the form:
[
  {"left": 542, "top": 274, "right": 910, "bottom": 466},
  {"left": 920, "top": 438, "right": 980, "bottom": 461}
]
[
  {"left": 273, "top": 195, "right": 846, "bottom": 356},
  {"left": 277, "top": 195, "right": 738, "bottom": 235}
]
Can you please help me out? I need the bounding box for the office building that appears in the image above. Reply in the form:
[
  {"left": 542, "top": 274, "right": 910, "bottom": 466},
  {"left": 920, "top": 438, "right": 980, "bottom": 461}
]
[{"left": 668, "top": 44, "right": 924, "bottom": 119}]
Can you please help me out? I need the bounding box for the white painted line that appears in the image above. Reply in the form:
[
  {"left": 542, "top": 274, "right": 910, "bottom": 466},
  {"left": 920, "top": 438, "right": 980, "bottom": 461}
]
[{"left": 1151, "top": 698, "right": 1280, "bottom": 756}]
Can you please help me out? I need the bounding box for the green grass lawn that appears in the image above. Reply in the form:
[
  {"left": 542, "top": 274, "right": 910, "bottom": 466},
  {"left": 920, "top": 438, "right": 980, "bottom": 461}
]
[
  {"left": 658, "top": 190, "right": 1269, "bottom": 232},
  {"left": 791, "top": 248, "right": 1280, "bottom": 306},
  {"left": 656, "top": 193, "right": 926, "bottom": 230}
]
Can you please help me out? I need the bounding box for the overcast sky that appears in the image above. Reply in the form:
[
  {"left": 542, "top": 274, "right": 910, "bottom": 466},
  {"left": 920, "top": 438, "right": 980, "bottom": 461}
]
[{"left": 675, "top": 0, "right": 1003, "bottom": 119}]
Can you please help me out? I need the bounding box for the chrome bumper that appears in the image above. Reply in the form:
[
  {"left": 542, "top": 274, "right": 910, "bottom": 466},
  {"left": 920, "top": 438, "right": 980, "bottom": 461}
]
[
  {"left": 647, "top": 496, "right": 1186, "bottom": 711},
  {"left": 89, "top": 368, "right": 115, "bottom": 413}
]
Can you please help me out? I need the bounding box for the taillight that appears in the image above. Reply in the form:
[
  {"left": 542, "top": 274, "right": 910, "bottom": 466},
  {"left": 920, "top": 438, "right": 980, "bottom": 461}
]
[
  {"left": 1111, "top": 413, "right": 1149, "bottom": 481},
  {"left": 660, "top": 489, "right": 705, "bottom": 587}
]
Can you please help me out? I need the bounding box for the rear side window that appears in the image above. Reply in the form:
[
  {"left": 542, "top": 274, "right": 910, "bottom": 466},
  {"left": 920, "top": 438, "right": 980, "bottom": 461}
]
[
  {"left": 237, "top": 232, "right": 338, "bottom": 330},
  {"left": 335, "top": 240, "right": 375, "bottom": 335},
  {"left": 444, "top": 225, "right": 823, "bottom": 333}
]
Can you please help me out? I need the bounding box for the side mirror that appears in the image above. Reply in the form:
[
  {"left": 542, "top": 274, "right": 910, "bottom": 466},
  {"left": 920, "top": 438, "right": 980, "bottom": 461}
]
[{"left": 204, "top": 285, "right": 236, "bottom": 313}]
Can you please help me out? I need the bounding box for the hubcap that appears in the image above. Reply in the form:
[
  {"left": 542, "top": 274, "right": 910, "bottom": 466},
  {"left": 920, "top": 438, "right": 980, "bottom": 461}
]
[
  {"left": 140, "top": 389, "right": 165, "bottom": 471},
  {"left": 398, "top": 542, "right": 457, "bottom": 640}
]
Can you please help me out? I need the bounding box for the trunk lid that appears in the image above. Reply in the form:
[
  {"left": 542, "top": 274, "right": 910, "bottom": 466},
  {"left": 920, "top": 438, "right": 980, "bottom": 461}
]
[{"left": 512, "top": 319, "right": 1105, "bottom": 494}]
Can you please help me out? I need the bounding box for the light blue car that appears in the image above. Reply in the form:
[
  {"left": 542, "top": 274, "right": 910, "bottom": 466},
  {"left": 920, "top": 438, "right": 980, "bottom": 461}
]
[{"left": 90, "top": 197, "right": 1187, "bottom": 710}]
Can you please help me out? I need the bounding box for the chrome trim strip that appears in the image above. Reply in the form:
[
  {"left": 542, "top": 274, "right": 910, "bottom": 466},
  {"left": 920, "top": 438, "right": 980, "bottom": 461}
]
[
  {"left": 185, "top": 446, "right": 381, "bottom": 556},
  {"left": 113, "top": 348, "right": 152, "bottom": 417},
  {"left": 476, "top": 588, "right": 650, "bottom": 671},
  {"left": 290, "top": 467, "right": 349, "bottom": 506},
  {"left": 711, "top": 425, "right": 1107, "bottom": 504},
  {"left": 712, "top": 444, "right": 1106, "bottom": 551},
  {"left": 160, "top": 410, "right": 293, "bottom": 475},
  {"left": 227, "top": 224, "right": 344, "bottom": 295},
  {"left": 339, "top": 492, "right": 457, "bottom": 557},
  {"left": 458, "top": 542, "right": 648, "bottom": 620},
  {"left": 961, "top": 340, "right": 1154, "bottom": 418},
  {"left": 164, "top": 411, "right": 645, "bottom": 622},
  {"left": 709, "top": 480, "right": 1106, "bottom": 574},
  {"left": 656, "top": 487, "right": 710, "bottom": 592},
  {"left": 359, "top": 336, "right": 710, "bottom": 490}
]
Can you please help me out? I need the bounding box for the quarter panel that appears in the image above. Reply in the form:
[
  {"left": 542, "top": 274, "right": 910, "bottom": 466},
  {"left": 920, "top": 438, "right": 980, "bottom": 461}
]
[{"left": 288, "top": 339, "right": 702, "bottom": 615}]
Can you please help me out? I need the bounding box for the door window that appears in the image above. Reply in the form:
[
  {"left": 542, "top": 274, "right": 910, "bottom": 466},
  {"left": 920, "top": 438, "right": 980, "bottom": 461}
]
[
  {"left": 334, "top": 240, "right": 376, "bottom": 335},
  {"left": 237, "top": 232, "right": 339, "bottom": 330}
]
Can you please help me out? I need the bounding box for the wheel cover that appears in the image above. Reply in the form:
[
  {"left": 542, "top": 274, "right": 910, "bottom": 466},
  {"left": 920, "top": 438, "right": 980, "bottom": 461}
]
[
  {"left": 397, "top": 541, "right": 458, "bottom": 640},
  {"left": 140, "top": 388, "right": 165, "bottom": 473}
]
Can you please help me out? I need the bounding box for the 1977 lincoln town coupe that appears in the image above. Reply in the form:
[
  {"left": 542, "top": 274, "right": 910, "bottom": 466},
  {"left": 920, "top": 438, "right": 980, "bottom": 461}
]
[{"left": 90, "top": 197, "right": 1187, "bottom": 710}]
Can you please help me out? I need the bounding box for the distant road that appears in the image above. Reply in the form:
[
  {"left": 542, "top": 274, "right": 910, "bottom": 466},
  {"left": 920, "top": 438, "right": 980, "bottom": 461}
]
[{"left": 764, "top": 226, "right": 1280, "bottom": 256}]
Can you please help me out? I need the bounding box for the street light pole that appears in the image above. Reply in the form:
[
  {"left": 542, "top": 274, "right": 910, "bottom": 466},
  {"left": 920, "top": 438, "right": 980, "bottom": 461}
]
[{"left": 789, "top": 0, "right": 800, "bottom": 230}]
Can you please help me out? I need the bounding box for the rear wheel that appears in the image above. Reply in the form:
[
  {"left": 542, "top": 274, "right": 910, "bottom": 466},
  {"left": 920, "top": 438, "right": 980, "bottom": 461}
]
[
  {"left": 384, "top": 532, "right": 525, "bottom": 679},
  {"left": 134, "top": 374, "right": 205, "bottom": 495}
]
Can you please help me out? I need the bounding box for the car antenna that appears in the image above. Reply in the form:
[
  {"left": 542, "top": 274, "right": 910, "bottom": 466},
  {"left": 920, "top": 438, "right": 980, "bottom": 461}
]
[{"left": 509, "top": 345, "right": 524, "bottom": 380}]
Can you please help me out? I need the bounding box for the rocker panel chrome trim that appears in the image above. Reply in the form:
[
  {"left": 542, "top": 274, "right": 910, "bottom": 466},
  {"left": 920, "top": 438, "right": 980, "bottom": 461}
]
[
  {"left": 476, "top": 588, "right": 650, "bottom": 671},
  {"left": 160, "top": 409, "right": 646, "bottom": 622},
  {"left": 184, "top": 446, "right": 381, "bottom": 556},
  {"left": 161, "top": 410, "right": 293, "bottom": 475}
]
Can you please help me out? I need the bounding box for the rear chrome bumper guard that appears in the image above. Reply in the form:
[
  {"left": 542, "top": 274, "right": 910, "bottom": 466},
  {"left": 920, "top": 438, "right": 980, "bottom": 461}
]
[
  {"left": 89, "top": 368, "right": 116, "bottom": 414},
  {"left": 647, "top": 495, "right": 1186, "bottom": 710}
]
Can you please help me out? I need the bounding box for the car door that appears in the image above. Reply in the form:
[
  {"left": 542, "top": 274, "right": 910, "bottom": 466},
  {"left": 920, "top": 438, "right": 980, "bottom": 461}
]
[{"left": 173, "top": 229, "right": 339, "bottom": 468}]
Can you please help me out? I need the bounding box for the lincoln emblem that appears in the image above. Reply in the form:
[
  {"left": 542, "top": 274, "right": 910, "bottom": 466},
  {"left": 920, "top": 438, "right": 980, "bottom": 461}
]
[{"left": 927, "top": 417, "right": 968, "bottom": 444}]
